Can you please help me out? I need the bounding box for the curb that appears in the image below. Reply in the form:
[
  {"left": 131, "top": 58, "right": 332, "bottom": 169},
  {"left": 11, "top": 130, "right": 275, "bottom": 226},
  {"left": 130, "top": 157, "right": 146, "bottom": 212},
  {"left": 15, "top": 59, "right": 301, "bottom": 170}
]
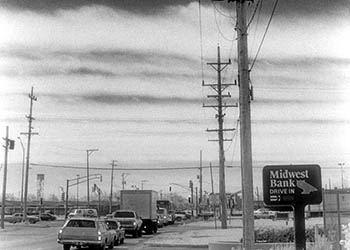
[{"left": 145, "top": 243, "right": 208, "bottom": 248}]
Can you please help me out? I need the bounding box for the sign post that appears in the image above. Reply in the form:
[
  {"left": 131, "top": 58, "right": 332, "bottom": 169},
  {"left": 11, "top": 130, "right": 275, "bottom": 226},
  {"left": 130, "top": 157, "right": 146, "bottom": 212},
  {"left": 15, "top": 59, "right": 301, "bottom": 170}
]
[{"left": 263, "top": 164, "right": 322, "bottom": 250}]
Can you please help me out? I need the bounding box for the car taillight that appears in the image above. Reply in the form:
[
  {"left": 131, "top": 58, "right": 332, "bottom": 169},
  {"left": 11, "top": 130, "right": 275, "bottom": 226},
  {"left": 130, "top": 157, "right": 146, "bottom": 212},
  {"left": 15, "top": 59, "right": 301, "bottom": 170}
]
[
  {"left": 98, "top": 231, "right": 102, "bottom": 241},
  {"left": 133, "top": 221, "right": 137, "bottom": 226}
]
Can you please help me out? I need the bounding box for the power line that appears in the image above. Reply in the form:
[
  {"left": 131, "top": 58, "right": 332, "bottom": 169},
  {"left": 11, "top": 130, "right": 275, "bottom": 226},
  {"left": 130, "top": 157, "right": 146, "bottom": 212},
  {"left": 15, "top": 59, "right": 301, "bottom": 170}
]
[
  {"left": 247, "top": 0, "right": 262, "bottom": 28},
  {"left": 250, "top": 0, "right": 279, "bottom": 71},
  {"left": 30, "top": 163, "right": 235, "bottom": 171}
]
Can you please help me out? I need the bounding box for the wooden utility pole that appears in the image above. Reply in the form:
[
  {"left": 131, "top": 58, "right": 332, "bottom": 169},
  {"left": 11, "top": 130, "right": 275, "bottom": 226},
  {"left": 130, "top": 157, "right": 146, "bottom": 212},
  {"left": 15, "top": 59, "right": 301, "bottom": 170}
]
[
  {"left": 203, "top": 45, "right": 236, "bottom": 229},
  {"left": 236, "top": 0, "right": 255, "bottom": 248},
  {"left": 1, "top": 126, "right": 12, "bottom": 229},
  {"left": 23, "top": 87, "right": 37, "bottom": 223},
  {"left": 199, "top": 150, "right": 203, "bottom": 206},
  {"left": 109, "top": 160, "right": 117, "bottom": 213}
]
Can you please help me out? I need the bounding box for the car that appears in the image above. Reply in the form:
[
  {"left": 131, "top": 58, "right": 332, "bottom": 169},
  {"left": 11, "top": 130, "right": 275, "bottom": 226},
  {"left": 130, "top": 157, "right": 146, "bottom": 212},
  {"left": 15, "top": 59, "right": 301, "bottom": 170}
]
[
  {"left": 254, "top": 208, "right": 276, "bottom": 220},
  {"left": 108, "top": 210, "right": 143, "bottom": 238},
  {"left": 174, "top": 211, "right": 189, "bottom": 221},
  {"left": 157, "top": 208, "right": 169, "bottom": 226},
  {"left": 105, "top": 219, "right": 125, "bottom": 245},
  {"left": 4, "top": 213, "right": 39, "bottom": 224},
  {"left": 57, "top": 217, "right": 116, "bottom": 250},
  {"left": 40, "top": 212, "right": 57, "bottom": 221},
  {"left": 68, "top": 208, "right": 98, "bottom": 218}
]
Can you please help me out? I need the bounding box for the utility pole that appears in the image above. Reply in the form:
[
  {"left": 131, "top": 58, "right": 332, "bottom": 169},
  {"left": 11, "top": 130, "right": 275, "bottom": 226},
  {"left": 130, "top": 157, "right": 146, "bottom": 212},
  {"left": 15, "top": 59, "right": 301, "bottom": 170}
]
[
  {"left": 189, "top": 180, "right": 194, "bottom": 217},
  {"left": 203, "top": 45, "right": 236, "bottom": 229},
  {"left": 22, "top": 87, "right": 38, "bottom": 223},
  {"left": 86, "top": 149, "right": 98, "bottom": 208},
  {"left": 236, "top": 0, "right": 255, "bottom": 248},
  {"left": 76, "top": 174, "right": 79, "bottom": 208},
  {"left": 110, "top": 160, "right": 117, "bottom": 213},
  {"left": 199, "top": 150, "right": 203, "bottom": 207},
  {"left": 1, "top": 126, "right": 15, "bottom": 229}
]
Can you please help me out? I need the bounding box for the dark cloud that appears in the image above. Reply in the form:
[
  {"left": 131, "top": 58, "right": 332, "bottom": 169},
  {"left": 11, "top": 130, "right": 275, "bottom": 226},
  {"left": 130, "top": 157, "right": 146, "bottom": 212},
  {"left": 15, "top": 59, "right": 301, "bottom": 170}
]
[
  {"left": 80, "top": 93, "right": 201, "bottom": 105},
  {"left": 67, "top": 67, "right": 115, "bottom": 77},
  {"left": 252, "top": 118, "right": 350, "bottom": 125},
  {"left": 0, "top": 0, "right": 194, "bottom": 14},
  {"left": 42, "top": 93, "right": 203, "bottom": 105}
]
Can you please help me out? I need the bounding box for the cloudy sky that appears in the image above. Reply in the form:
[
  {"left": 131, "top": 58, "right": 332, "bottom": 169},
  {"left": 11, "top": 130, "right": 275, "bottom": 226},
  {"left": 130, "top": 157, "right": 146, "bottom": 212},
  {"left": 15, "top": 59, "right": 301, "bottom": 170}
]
[{"left": 0, "top": 0, "right": 349, "bottom": 200}]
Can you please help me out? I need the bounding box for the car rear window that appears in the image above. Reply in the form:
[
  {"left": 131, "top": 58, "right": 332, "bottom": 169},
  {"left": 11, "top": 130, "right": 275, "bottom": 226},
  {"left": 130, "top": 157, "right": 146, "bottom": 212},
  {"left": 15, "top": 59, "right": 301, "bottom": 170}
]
[
  {"left": 66, "top": 220, "right": 96, "bottom": 228},
  {"left": 114, "top": 211, "right": 134, "bottom": 217}
]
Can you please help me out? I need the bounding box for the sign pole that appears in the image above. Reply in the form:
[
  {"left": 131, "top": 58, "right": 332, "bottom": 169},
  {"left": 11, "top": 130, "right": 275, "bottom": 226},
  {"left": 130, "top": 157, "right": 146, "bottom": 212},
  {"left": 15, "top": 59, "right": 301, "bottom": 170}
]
[{"left": 294, "top": 204, "right": 306, "bottom": 250}]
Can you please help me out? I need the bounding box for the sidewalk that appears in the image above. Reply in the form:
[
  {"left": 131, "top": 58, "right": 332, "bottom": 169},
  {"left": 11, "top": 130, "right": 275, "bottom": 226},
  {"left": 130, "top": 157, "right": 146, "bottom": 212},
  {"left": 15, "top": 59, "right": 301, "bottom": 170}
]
[{"left": 145, "top": 218, "right": 243, "bottom": 247}]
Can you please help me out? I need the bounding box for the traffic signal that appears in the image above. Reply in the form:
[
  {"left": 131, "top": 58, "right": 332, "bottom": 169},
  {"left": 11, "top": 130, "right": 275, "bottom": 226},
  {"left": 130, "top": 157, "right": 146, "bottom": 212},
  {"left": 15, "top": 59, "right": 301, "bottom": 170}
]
[
  {"left": 169, "top": 186, "right": 172, "bottom": 192},
  {"left": 188, "top": 196, "right": 191, "bottom": 203},
  {"left": 8, "top": 139, "right": 15, "bottom": 150},
  {"left": 189, "top": 180, "right": 193, "bottom": 189}
]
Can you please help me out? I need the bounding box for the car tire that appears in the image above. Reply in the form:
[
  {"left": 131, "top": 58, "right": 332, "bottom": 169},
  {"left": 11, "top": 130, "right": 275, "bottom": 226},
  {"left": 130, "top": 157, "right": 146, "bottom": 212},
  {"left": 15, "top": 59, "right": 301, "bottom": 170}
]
[
  {"left": 63, "top": 244, "right": 71, "bottom": 250},
  {"left": 98, "top": 244, "right": 105, "bottom": 250},
  {"left": 120, "top": 237, "right": 124, "bottom": 244},
  {"left": 133, "top": 229, "right": 138, "bottom": 238},
  {"left": 138, "top": 228, "right": 143, "bottom": 237},
  {"left": 115, "top": 237, "right": 119, "bottom": 246},
  {"left": 108, "top": 240, "right": 114, "bottom": 249}
]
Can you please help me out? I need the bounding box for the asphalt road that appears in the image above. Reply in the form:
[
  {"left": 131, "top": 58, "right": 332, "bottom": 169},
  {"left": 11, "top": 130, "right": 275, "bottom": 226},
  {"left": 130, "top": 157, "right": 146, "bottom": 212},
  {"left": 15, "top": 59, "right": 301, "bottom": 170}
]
[{"left": 0, "top": 220, "right": 208, "bottom": 250}]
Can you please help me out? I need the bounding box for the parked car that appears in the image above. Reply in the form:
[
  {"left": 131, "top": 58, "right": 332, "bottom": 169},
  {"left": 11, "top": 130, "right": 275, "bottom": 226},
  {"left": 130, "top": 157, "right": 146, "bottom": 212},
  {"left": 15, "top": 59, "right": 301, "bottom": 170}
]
[
  {"left": 108, "top": 210, "right": 143, "bottom": 238},
  {"left": 57, "top": 217, "right": 116, "bottom": 250},
  {"left": 40, "top": 212, "right": 57, "bottom": 221},
  {"left": 4, "top": 213, "right": 39, "bottom": 224},
  {"left": 105, "top": 219, "right": 125, "bottom": 245},
  {"left": 174, "top": 211, "right": 188, "bottom": 221},
  {"left": 254, "top": 208, "right": 276, "bottom": 220},
  {"left": 68, "top": 208, "right": 98, "bottom": 218}
]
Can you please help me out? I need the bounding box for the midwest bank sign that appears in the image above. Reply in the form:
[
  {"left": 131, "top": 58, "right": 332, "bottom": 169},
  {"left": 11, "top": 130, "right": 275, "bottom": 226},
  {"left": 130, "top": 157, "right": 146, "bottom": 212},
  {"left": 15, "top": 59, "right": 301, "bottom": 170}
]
[{"left": 263, "top": 165, "right": 322, "bottom": 206}]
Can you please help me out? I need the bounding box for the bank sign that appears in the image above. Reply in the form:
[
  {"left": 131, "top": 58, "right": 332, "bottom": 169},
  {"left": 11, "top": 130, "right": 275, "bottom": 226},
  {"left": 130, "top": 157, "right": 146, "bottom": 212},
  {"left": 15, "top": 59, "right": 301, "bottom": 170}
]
[{"left": 263, "top": 164, "right": 322, "bottom": 206}]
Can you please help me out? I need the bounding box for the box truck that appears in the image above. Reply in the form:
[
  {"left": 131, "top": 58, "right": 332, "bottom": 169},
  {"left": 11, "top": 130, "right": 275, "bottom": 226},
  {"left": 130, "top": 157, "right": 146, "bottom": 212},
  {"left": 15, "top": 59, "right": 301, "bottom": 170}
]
[{"left": 120, "top": 190, "right": 158, "bottom": 234}]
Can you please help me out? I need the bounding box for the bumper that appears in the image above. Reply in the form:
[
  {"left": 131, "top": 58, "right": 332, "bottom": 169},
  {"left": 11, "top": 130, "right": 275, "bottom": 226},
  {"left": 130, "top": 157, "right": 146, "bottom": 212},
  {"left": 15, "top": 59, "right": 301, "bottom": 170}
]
[{"left": 57, "top": 239, "right": 104, "bottom": 247}]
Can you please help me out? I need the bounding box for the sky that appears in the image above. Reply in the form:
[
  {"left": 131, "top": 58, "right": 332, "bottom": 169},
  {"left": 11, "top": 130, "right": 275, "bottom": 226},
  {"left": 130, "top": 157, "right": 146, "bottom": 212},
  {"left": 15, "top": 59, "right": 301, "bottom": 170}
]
[{"left": 0, "top": 0, "right": 349, "bottom": 201}]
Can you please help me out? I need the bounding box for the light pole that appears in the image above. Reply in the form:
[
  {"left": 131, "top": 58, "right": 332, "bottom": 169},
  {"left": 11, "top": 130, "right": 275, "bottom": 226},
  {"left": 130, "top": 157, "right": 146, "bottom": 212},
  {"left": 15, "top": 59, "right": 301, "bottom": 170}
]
[
  {"left": 338, "top": 163, "right": 345, "bottom": 189},
  {"left": 76, "top": 174, "right": 79, "bottom": 208},
  {"left": 17, "top": 137, "right": 25, "bottom": 210},
  {"left": 86, "top": 149, "right": 98, "bottom": 208}
]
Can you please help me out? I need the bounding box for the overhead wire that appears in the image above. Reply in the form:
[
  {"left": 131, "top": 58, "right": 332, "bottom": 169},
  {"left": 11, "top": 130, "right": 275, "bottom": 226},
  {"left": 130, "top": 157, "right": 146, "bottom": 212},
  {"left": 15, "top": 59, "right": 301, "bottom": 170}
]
[{"left": 250, "top": 0, "right": 279, "bottom": 71}]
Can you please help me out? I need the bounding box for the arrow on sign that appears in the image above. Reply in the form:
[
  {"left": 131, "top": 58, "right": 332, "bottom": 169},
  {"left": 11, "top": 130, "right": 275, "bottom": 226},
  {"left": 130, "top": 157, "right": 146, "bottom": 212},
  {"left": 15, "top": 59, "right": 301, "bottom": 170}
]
[{"left": 296, "top": 180, "right": 318, "bottom": 194}]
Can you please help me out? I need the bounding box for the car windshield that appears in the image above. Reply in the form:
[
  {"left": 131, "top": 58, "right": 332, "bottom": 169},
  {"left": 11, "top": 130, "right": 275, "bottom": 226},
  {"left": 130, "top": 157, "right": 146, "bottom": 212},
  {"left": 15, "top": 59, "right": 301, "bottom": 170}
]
[
  {"left": 157, "top": 209, "right": 165, "bottom": 214},
  {"left": 114, "top": 211, "right": 135, "bottom": 218},
  {"left": 66, "top": 220, "right": 95, "bottom": 228}
]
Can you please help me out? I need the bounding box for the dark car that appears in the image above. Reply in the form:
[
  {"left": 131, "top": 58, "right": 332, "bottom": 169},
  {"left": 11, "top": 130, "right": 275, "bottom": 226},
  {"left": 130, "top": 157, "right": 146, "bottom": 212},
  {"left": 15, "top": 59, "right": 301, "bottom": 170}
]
[
  {"left": 105, "top": 219, "right": 125, "bottom": 245},
  {"left": 40, "top": 212, "right": 57, "bottom": 221}
]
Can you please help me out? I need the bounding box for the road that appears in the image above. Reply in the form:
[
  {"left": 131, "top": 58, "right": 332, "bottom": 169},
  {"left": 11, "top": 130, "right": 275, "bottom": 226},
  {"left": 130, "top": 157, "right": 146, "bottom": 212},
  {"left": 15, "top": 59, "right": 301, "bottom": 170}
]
[{"left": 0, "top": 220, "right": 208, "bottom": 250}]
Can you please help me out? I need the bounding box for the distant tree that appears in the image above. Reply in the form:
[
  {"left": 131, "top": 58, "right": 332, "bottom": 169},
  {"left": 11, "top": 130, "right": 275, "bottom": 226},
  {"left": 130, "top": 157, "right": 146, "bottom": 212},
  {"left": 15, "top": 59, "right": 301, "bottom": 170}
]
[{"left": 47, "top": 194, "right": 59, "bottom": 202}]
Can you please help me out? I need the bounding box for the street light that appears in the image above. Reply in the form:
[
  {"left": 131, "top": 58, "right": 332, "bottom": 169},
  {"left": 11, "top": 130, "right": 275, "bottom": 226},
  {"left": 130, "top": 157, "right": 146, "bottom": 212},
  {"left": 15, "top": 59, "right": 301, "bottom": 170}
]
[
  {"left": 86, "top": 149, "right": 98, "bottom": 208},
  {"left": 17, "top": 137, "right": 25, "bottom": 211}
]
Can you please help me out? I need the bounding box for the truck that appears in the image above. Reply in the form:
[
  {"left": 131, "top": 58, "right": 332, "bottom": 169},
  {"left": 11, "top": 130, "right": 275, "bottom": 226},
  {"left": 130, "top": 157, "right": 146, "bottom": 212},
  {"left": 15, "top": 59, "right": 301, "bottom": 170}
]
[
  {"left": 107, "top": 210, "right": 143, "bottom": 238},
  {"left": 157, "top": 200, "right": 175, "bottom": 224},
  {"left": 120, "top": 190, "right": 158, "bottom": 234}
]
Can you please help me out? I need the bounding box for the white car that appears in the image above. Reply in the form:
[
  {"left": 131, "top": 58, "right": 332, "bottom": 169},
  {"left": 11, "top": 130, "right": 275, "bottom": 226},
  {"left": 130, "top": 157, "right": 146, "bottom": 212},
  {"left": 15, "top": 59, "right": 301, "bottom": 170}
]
[{"left": 254, "top": 208, "right": 276, "bottom": 220}]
